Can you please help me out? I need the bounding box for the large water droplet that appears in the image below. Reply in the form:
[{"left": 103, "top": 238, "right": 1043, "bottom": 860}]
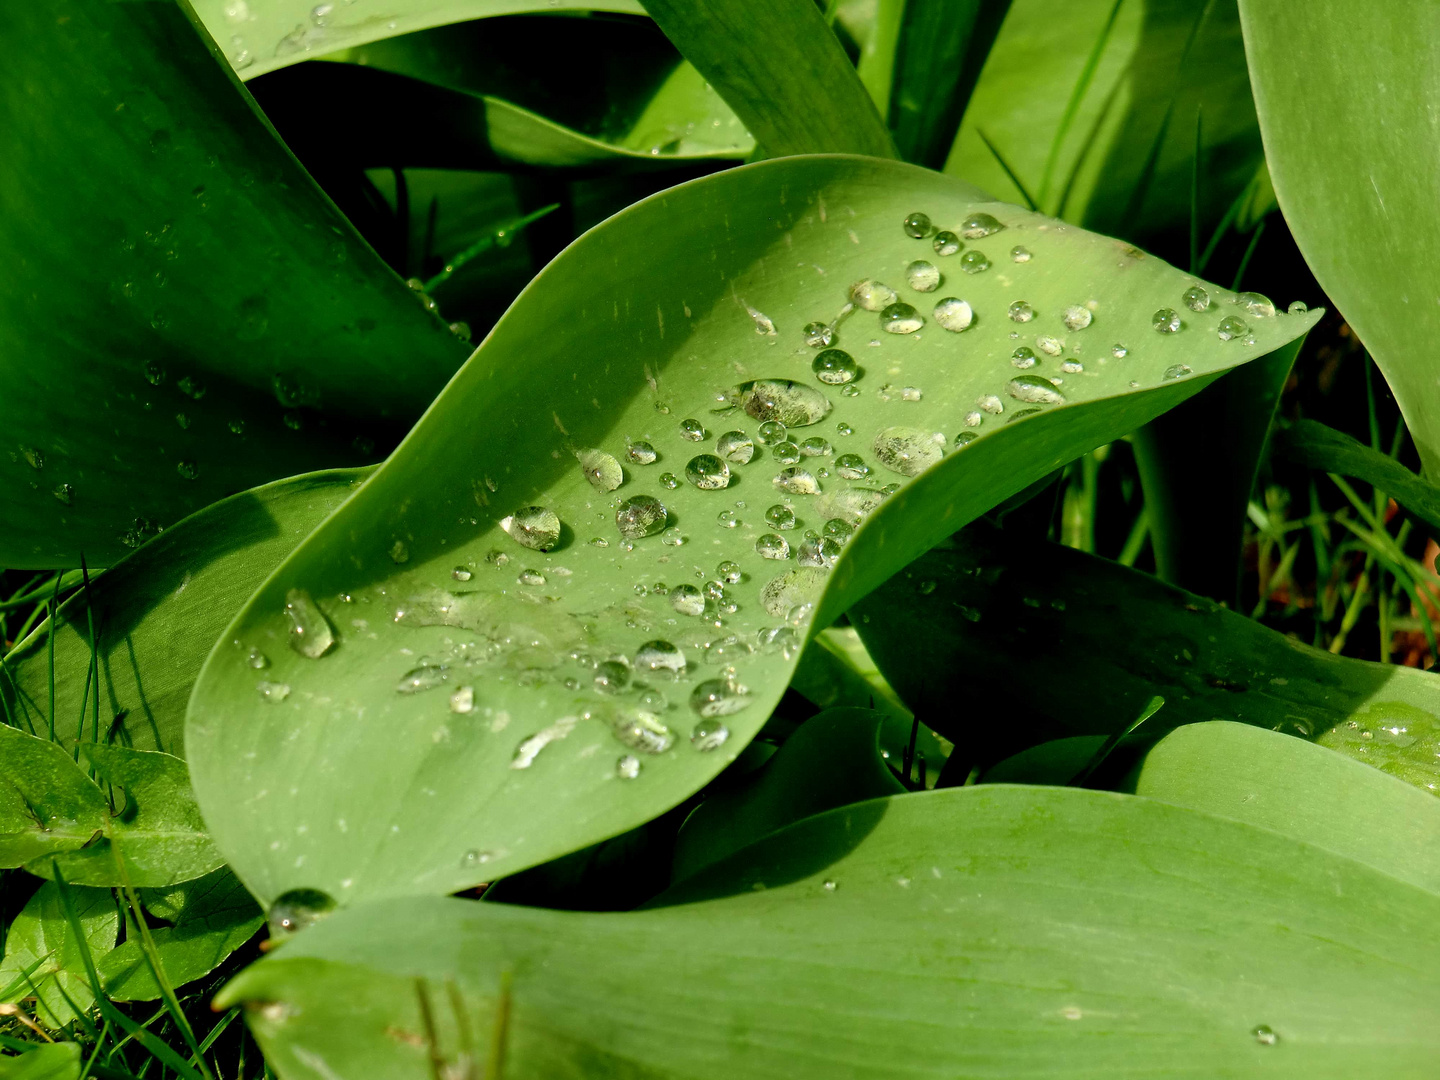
[
  {"left": 635, "top": 639, "right": 687, "bottom": 676},
  {"left": 732, "top": 380, "right": 832, "bottom": 427},
  {"left": 671, "top": 584, "right": 705, "bottom": 615},
  {"left": 959, "top": 250, "right": 991, "bottom": 274},
  {"left": 934, "top": 298, "right": 974, "bottom": 332},
  {"left": 800, "top": 437, "right": 831, "bottom": 457},
  {"left": 1008, "top": 301, "right": 1034, "bottom": 323},
  {"left": 773, "top": 468, "right": 821, "bottom": 495},
  {"left": 765, "top": 504, "right": 796, "bottom": 529},
  {"left": 502, "top": 506, "right": 561, "bottom": 550},
  {"left": 690, "top": 676, "right": 749, "bottom": 719},
  {"left": 1010, "top": 245, "right": 1031, "bottom": 263},
  {"left": 756, "top": 533, "right": 791, "bottom": 559},
  {"left": 616, "top": 495, "right": 668, "bottom": 540},
  {"left": 803, "top": 321, "right": 835, "bottom": 348},
  {"left": 880, "top": 303, "right": 923, "bottom": 334},
  {"left": 626, "top": 440, "right": 657, "bottom": 465},
  {"left": 1062, "top": 305, "right": 1093, "bottom": 331},
  {"left": 835, "top": 454, "right": 870, "bottom": 480},
  {"left": 797, "top": 535, "right": 842, "bottom": 568},
  {"left": 1182, "top": 286, "right": 1210, "bottom": 312},
  {"left": 933, "top": 231, "right": 961, "bottom": 256},
  {"left": 873, "top": 427, "right": 942, "bottom": 477},
  {"left": 977, "top": 395, "right": 1004, "bottom": 415},
  {"left": 594, "top": 659, "right": 630, "bottom": 693},
  {"left": 772, "top": 440, "right": 802, "bottom": 465},
  {"left": 576, "top": 448, "right": 623, "bottom": 492},
  {"left": 757, "top": 420, "right": 788, "bottom": 445},
  {"left": 1008, "top": 375, "right": 1066, "bottom": 405},
  {"left": 268, "top": 888, "right": 335, "bottom": 938},
  {"left": 685, "top": 454, "right": 731, "bottom": 490},
  {"left": 902, "top": 211, "right": 932, "bottom": 238},
  {"left": 285, "top": 588, "right": 335, "bottom": 658},
  {"left": 812, "top": 348, "right": 858, "bottom": 385},
  {"left": 1217, "top": 315, "right": 1248, "bottom": 341},
  {"left": 1237, "top": 292, "right": 1275, "bottom": 317},
  {"left": 760, "top": 567, "right": 826, "bottom": 619},
  {"left": 959, "top": 212, "right": 1004, "bottom": 238},
  {"left": 716, "top": 430, "right": 756, "bottom": 464},
  {"left": 679, "top": 418, "right": 706, "bottom": 441},
  {"left": 1011, "top": 347, "right": 1037, "bottom": 369},
  {"left": 1037, "top": 335, "right": 1064, "bottom": 356},
  {"left": 599, "top": 705, "right": 675, "bottom": 754},
  {"left": 690, "top": 715, "right": 734, "bottom": 748},
  {"left": 906, "top": 260, "right": 941, "bottom": 292},
  {"left": 849, "top": 279, "right": 897, "bottom": 311},
  {"left": 1152, "top": 308, "right": 1182, "bottom": 334}
]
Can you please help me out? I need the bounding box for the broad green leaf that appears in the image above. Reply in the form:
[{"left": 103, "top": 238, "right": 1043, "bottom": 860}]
[
  {"left": 982, "top": 734, "right": 1102, "bottom": 785},
  {"left": 223, "top": 787, "right": 1440, "bottom": 1078},
  {"left": 194, "top": 0, "right": 645, "bottom": 81},
  {"left": 0, "top": 1044, "right": 80, "bottom": 1080},
  {"left": 0, "top": 3, "right": 463, "bottom": 567},
  {"left": 0, "top": 883, "right": 117, "bottom": 1029},
  {"left": 853, "top": 524, "right": 1440, "bottom": 790},
  {"left": 0, "top": 728, "right": 108, "bottom": 869},
  {"left": 1126, "top": 721, "right": 1440, "bottom": 897},
  {"left": 186, "top": 154, "right": 1318, "bottom": 908},
  {"left": 1, "top": 470, "right": 369, "bottom": 758},
  {"left": 99, "top": 868, "right": 263, "bottom": 1001},
  {"left": 1273, "top": 418, "right": 1440, "bottom": 536},
  {"left": 1238, "top": 0, "right": 1440, "bottom": 471},
  {"left": 640, "top": 0, "right": 897, "bottom": 157},
  {"left": 672, "top": 707, "right": 904, "bottom": 881},
  {"left": 950, "top": 0, "right": 1270, "bottom": 246}
]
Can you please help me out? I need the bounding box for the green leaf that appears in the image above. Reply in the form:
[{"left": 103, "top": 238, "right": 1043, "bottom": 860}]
[
  {"left": 193, "top": 0, "right": 646, "bottom": 82},
  {"left": 0, "top": 727, "right": 108, "bottom": 870},
  {"left": 0, "top": 3, "right": 463, "bottom": 567},
  {"left": 852, "top": 523, "right": 1440, "bottom": 790},
  {"left": 1126, "top": 721, "right": 1440, "bottom": 897},
  {"left": 1273, "top": 418, "right": 1440, "bottom": 536},
  {"left": 221, "top": 787, "right": 1440, "bottom": 1077},
  {"left": 640, "top": 0, "right": 897, "bottom": 157},
  {"left": 1237, "top": 0, "right": 1440, "bottom": 470},
  {"left": 0, "top": 882, "right": 117, "bottom": 1029},
  {"left": 0, "top": 1043, "right": 80, "bottom": 1080},
  {"left": 1, "top": 470, "right": 370, "bottom": 758},
  {"left": 185, "top": 154, "right": 1318, "bottom": 908},
  {"left": 99, "top": 869, "right": 263, "bottom": 1001},
  {"left": 951, "top": 0, "right": 1269, "bottom": 244}
]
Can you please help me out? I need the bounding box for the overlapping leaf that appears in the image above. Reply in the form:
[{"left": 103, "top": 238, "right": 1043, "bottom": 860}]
[
  {"left": 186, "top": 154, "right": 1318, "bottom": 908},
  {"left": 0, "top": 883, "right": 117, "bottom": 1029}
]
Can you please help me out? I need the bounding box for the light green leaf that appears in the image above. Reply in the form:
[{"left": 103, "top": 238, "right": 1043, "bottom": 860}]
[
  {"left": 186, "top": 154, "right": 1317, "bottom": 908},
  {"left": 0, "top": 1043, "right": 80, "bottom": 1080},
  {"left": 1, "top": 470, "right": 370, "bottom": 759},
  {"left": 640, "top": 0, "right": 896, "bottom": 157},
  {"left": 222, "top": 787, "right": 1440, "bottom": 1078},
  {"left": 99, "top": 868, "right": 263, "bottom": 1001},
  {"left": 0, "top": 3, "right": 463, "bottom": 567},
  {"left": 0, "top": 728, "right": 108, "bottom": 870},
  {"left": 1238, "top": 0, "right": 1440, "bottom": 470},
  {"left": 195, "top": 0, "right": 646, "bottom": 82},
  {"left": 0, "top": 883, "right": 117, "bottom": 1029},
  {"left": 1127, "top": 721, "right": 1440, "bottom": 897},
  {"left": 852, "top": 524, "right": 1440, "bottom": 790}
]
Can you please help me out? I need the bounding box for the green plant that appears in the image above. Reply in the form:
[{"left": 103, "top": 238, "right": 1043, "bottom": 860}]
[{"left": 4, "top": 1, "right": 1440, "bottom": 1077}]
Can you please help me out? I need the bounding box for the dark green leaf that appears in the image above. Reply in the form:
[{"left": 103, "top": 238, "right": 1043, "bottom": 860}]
[
  {"left": 0, "top": 1043, "right": 80, "bottom": 1080},
  {"left": 0, "top": 883, "right": 117, "bottom": 1029},
  {"left": 0, "top": 727, "right": 108, "bottom": 870}
]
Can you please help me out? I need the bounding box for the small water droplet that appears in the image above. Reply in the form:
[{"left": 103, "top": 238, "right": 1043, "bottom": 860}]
[
  {"left": 954, "top": 431, "right": 977, "bottom": 448},
  {"left": 933, "top": 231, "right": 961, "bottom": 256},
  {"left": 1010, "top": 245, "right": 1031, "bottom": 263},
  {"left": 772, "top": 440, "right": 802, "bottom": 465},
  {"left": 659, "top": 472, "right": 680, "bottom": 490},
  {"left": 500, "top": 506, "right": 561, "bottom": 551},
  {"left": 800, "top": 437, "right": 832, "bottom": 457},
  {"left": 812, "top": 348, "right": 858, "bottom": 385},
  {"left": 1060, "top": 360, "right": 1083, "bottom": 374},
  {"left": 52, "top": 483, "right": 74, "bottom": 505},
  {"left": 268, "top": 888, "right": 335, "bottom": 938},
  {"left": 1111, "top": 343, "right": 1128, "bottom": 358},
  {"left": 660, "top": 526, "right": 686, "bottom": 546},
  {"left": 1035, "top": 335, "right": 1063, "bottom": 356},
  {"left": 1252, "top": 1025, "right": 1278, "bottom": 1046},
  {"left": 143, "top": 360, "right": 167, "bottom": 386},
  {"left": 517, "top": 568, "right": 546, "bottom": 586},
  {"left": 1011, "top": 346, "right": 1037, "bottom": 369},
  {"left": 452, "top": 566, "right": 474, "bottom": 582},
  {"left": 977, "top": 395, "right": 1004, "bottom": 415},
  {"left": 576, "top": 448, "right": 624, "bottom": 492},
  {"left": 773, "top": 467, "right": 821, "bottom": 495},
  {"left": 873, "top": 426, "right": 942, "bottom": 476},
  {"left": 959, "top": 250, "right": 991, "bottom": 274},
  {"left": 1217, "top": 315, "right": 1248, "bottom": 341},
  {"left": 880, "top": 302, "right": 923, "bottom": 334},
  {"left": 964, "top": 411, "right": 983, "bottom": 427},
  {"left": 594, "top": 659, "right": 630, "bottom": 693},
  {"left": 1062, "top": 305, "right": 1093, "bottom": 331},
  {"left": 765, "top": 504, "right": 797, "bottom": 529},
  {"left": 731, "top": 380, "right": 832, "bottom": 427},
  {"left": 1008, "top": 300, "right": 1034, "bottom": 323},
  {"left": 1162, "top": 364, "right": 1193, "bottom": 380},
  {"left": 450, "top": 685, "right": 475, "bottom": 713},
  {"left": 679, "top": 418, "right": 706, "bottom": 441},
  {"left": 634, "top": 639, "right": 687, "bottom": 677},
  {"left": 902, "top": 211, "right": 932, "bottom": 238},
  {"left": 1182, "top": 285, "right": 1210, "bottom": 312},
  {"left": 616, "top": 754, "right": 641, "bottom": 780},
  {"left": 173, "top": 459, "right": 198, "bottom": 481},
  {"left": 833, "top": 453, "right": 870, "bottom": 480},
  {"left": 246, "top": 647, "right": 269, "bottom": 669},
  {"left": 613, "top": 494, "right": 668, "bottom": 540},
  {"left": 836, "top": 421, "right": 853, "bottom": 436},
  {"left": 1287, "top": 300, "right": 1308, "bottom": 315},
  {"left": 685, "top": 454, "right": 731, "bottom": 490},
  {"left": 285, "top": 588, "right": 335, "bottom": 658},
  {"left": 1152, "top": 308, "right": 1182, "bottom": 333},
  {"left": 747, "top": 306, "right": 777, "bottom": 335},
  {"left": 823, "top": 879, "right": 838, "bottom": 891},
  {"left": 849, "top": 279, "right": 897, "bottom": 311},
  {"left": 756, "top": 533, "right": 791, "bottom": 559},
  {"left": 757, "top": 420, "right": 788, "bottom": 445},
  {"left": 841, "top": 385, "right": 861, "bottom": 398},
  {"left": 717, "top": 509, "right": 739, "bottom": 528},
  {"left": 960, "top": 212, "right": 1004, "bottom": 238},
  {"left": 906, "top": 260, "right": 941, "bottom": 292},
  {"left": 461, "top": 849, "right": 494, "bottom": 868},
  {"left": 803, "top": 321, "right": 835, "bottom": 348},
  {"left": 397, "top": 664, "right": 449, "bottom": 694},
  {"left": 626, "top": 440, "right": 658, "bottom": 465},
  {"left": 797, "top": 534, "right": 842, "bottom": 568},
  {"left": 934, "top": 297, "right": 974, "bottom": 332},
  {"left": 257, "top": 679, "right": 290, "bottom": 703},
  {"left": 1008, "top": 375, "right": 1066, "bottom": 405}
]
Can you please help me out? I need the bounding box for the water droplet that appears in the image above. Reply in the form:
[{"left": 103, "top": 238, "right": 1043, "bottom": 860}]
[
  {"left": 812, "top": 348, "right": 858, "bottom": 384},
  {"left": 1008, "top": 375, "right": 1066, "bottom": 405},
  {"left": 797, "top": 534, "right": 842, "bottom": 568},
  {"left": 841, "top": 385, "right": 861, "bottom": 398},
  {"left": 803, "top": 321, "right": 835, "bottom": 348},
  {"left": 594, "top": 659, "right": 630, "bottom": 693},
  {"left": 731, "top": 380, "right": 832, "bottom": 427},
  {"left": 954, "top": 431, "right": 977, "bottom": 448},
  {"left": 823, "top": 518, "right": 855, "bottom": 542},
  {"left": 616, "top": 495, "right": 668, "bottom": 540},
  {"left": 502, "top": 506, "right": 561, "bottom": 551},
  {"left": 517, "top": 568, "right": 546, "bottom": 586},
  {"left": 773, "top": 467, "right": 821, "bottom": 495},
  {"left": 959, "top": 250, "right": 991, "bottom": 274},
  {"left": 978, "top": 395, "right": 1004, "bottom": 414},
  {"left": 171, "top": 459, "right": 199, "bottom": 481},
  {"left": 285, "top": 588, "right": 335, "bottom": 658},
  {"left": 598, "top": 705, "right": 675, "bottom": 754},
  {"left": 906, "top": 260, "right": 941, "bottom": 292},
  {"left": 756, "top": 533, "right": 791, "bottom": 559},
  {"left": 679, "top": 418, "right": 706, "bottom": 441},
  {"left": 849, "top": 279, "right": 897, "bottom": 311},
  {"left": 685, "top": 454, "right": 731, "bottom": 490},
  {"left": 1010, "top": 245, "right": 1031, "bottom": 263},
  {"left": 873, "top": 426, "right": 942, "bottom": 476},
  {"left": 829, "top": 453, "right": 869, "bottom": 480},
  {"left": 881, "top": 302, "right": 923, "bottom": 334},
  {"left": 800, "top": 437, "right": 832, "bottom": 457},
  {"left": 902, "top": 211, "right": 932, "bottom": 238},
  {"left": 1010, "top": 347, "right": 1038, "bottom": 369},
  {"left": 576, "top": 448, "right": 624, "bottom": 492},
  {"left": 1060, "top": 360, "right": 1083, "bottom": 374},
  {"left": 626, "top": 440, "right": 658, "bottom": 465},
  {"left": 397, "top": 664, "right": 449, "bottom": 694},
  {"left": 716, "top": 509, "right": 739, "bottom": 528},
  {"left": 757, "top": 420, "right": 788, "bottom": 445},
  {"left": 772, "top": 440, "right": 802, "bottom": 465},
  {"left": 461, "top": 849, "right": 493, "bottom": 869},
  {"left": 659, "top": 472, "right": 680, "bottom": 490},
  {"left": 450, "top": 685, "right": 475, "bottom": 713},
  {"left": 960, "top": 212, "right": 1004, "bottom": 238},
  {"left": 747, "top": 306, "right": 777, "bottom": 335},
  {"left": 1182, "top": 285, "right": 1210, "bottom": 312},
  {"left": 268, "top": 889, "right": 335, "bottom": 938},
  {"left": 964, "top": 411, "right": 983, "bottom": 427},
  {"left": 51, "top": 482, "right": 74, "bottom": 505},
  {"left": 634, "top": 639, "right": 687, "bottom": 676},
  {"left": 671, "top": 584, "right": 705, "bottom": 615},
  {"left": 616, "top": 754, "right": 641, "bottom": 780},
  {"left": 836, "top": 421, "right": 853, "bottom": 436},
  {"left": 823, "top": 879, "right": 838, "bottom": 891},
  {"left": 143, "top": 360, "right": 166, "bottom": 386},
  {"left": 932, "top": 231, "right": 961, "bottom": 256},
  {"left": 934, "top": 298, "right": 974, "bottom": 332},
  {"left": 1062, "top": 305, "right": 1093, "bottom": 331},
  {"left": 1152, "top": 308, "right": 1182, "bottom": 333},
  {"left": 449, "top": 321, "right": 472, "bottom": 342},
  {"left": 765, "top": 504, "right": 797, "bottom": 529},
  {"left": 1163, "top": 364, "right": 1193, "bottom": 381},
  {"left": 1252, "top": 1025, "right": 1278, "bottom": 1046},
  {"left": 511, "top": 716, "right": 579, "bottom": 768},
  {"left": 1287, "top": 300, "right": 1308, "bottom": 315},
  {"left": 257, "top": 679, "right": 290, "bottom": 703},
  {"left": 1237, "top": 291, "right": 1275, "bottom": 317},
  {"left": 1217, "top": 315, "right": 1248, "bottom": 341},
  {"left": 1008, "top": 301, "right": 1034, "bottom": 323},
  {"left": 1111, "top": 343, "right": 1128, "bottom": 358}
]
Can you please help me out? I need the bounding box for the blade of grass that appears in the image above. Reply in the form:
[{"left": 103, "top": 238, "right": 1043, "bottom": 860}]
[
  {"left": 424, "top": 204, "right": 559, "bottom": 293},
  {"left": 975, "top": 128, "right": 1038, "bottom": 211},
  {"left": 1229, "top": 218, "right": 1266, "bottom": 290},
  {"left": 1117, "top": 508, "right": 1150, "bottom": 567},
  {"left": 1072, "top": 695, "right": 1165, "bottom": 785},
  {"left": 1037, "top": 0, "right": 1126, "bottom": 209},
  {"left": 47, "top": 573, "right": 60, "bottom": 743},
  {"left": 1189, "top": 105, "right": 1202, "bottom": 273}
]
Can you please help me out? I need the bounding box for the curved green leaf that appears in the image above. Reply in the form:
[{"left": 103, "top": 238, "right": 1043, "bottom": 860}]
[
  {"left": 223, "top": 787, "right": 1440, "bottom": 1078},
  {"left": 1127, "top": 721, "right": 1440, "bottom": 896},
  {"left": 194, "top": 0, "right": 645, "bottom": 81},
  {"left": 1238, "top": 0, "right": 1440, "bottom": 471},
  {"left": 0, "top": 882, "right": 117, "bottom": 1029},
  {"left": 0, "top": 1044, "right": 80, "bottom": 1080},
  {"left": 853, "top": 523, "right": 1440, "bottom": 789},
  {"left": 0, "top": 727, "right": 108, "bottom": 870},
  {"left": 0, "top": 3, "right": 463, "bottom": 566},
  {"left": 1, "top": 470, "right": 370, "bottom": 759},
  {"left": 186, "top": 154, "right": 1318, "bottom": 907}
]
